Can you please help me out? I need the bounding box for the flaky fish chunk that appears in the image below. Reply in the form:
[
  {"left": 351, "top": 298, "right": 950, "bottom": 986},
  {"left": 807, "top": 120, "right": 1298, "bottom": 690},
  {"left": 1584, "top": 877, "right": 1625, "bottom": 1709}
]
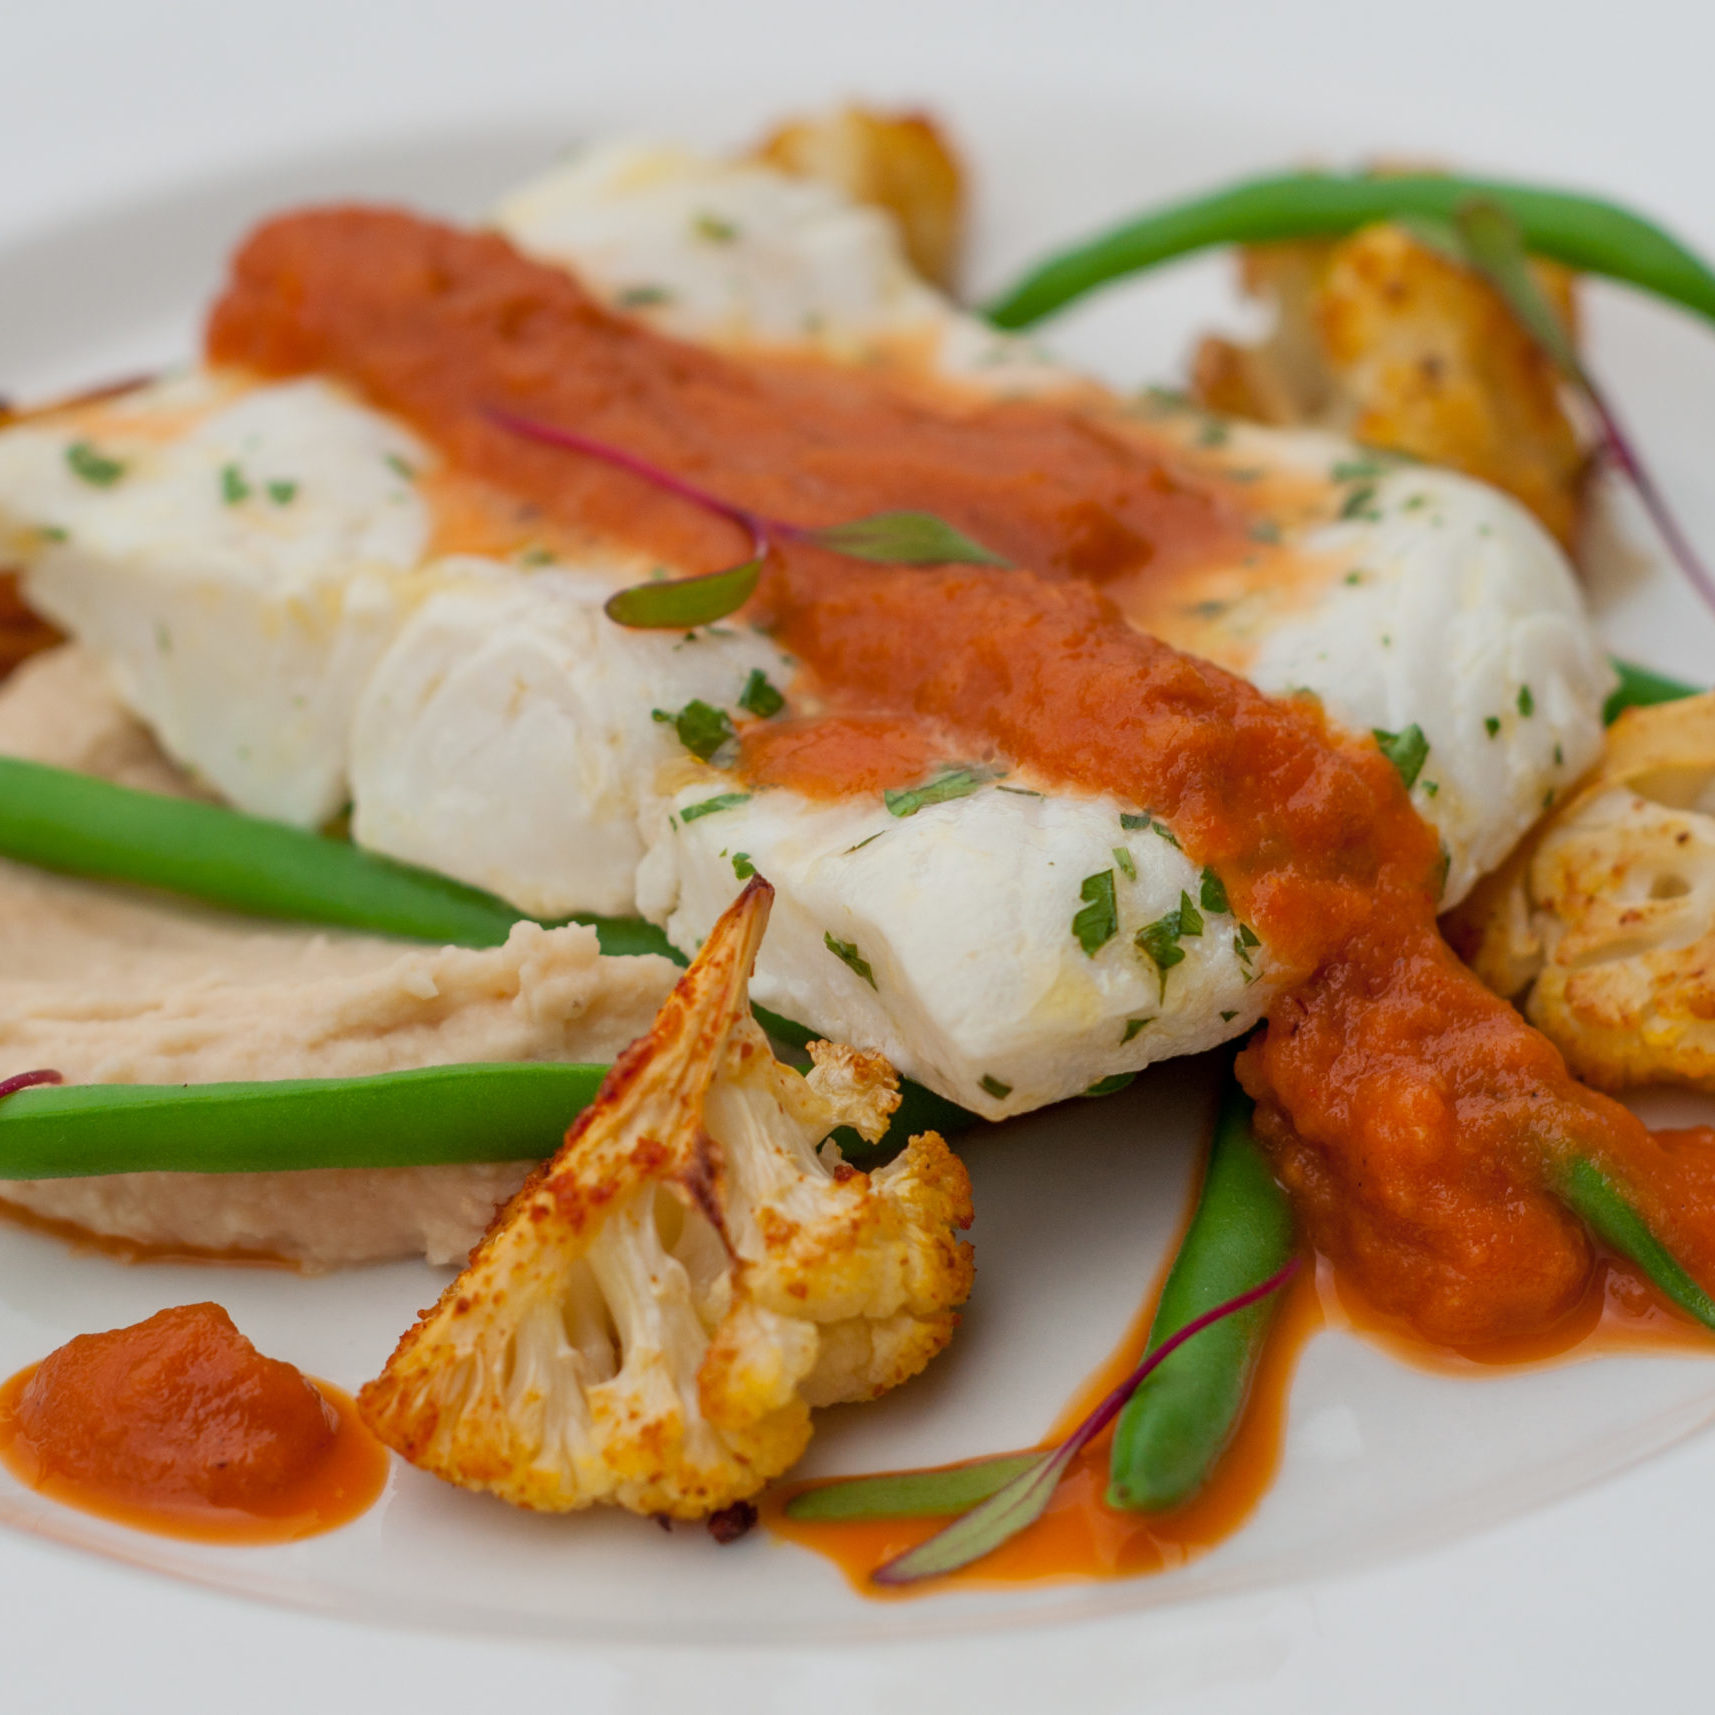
[
  {"left": 358, "top": 877, "right": 973, "bottom": 1519},
  {"left": 1450, "top": 693, "right": 1715, "bottom": 1093}
]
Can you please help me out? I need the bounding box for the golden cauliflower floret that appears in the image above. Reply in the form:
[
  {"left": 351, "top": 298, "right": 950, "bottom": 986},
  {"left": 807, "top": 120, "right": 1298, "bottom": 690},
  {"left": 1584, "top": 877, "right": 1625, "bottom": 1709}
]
[
  {"left": 1192, "top": 221, "right": 1587, "bottom": 544},
  {"left": 753, "top": 104, "right": 965, "bottom": 288},
  {"left": 1448, "top": 693, "right": 1715, "bottom": 1092},
  {"left": 358, "top": 877, "right": 973, "bottom": 1520}
]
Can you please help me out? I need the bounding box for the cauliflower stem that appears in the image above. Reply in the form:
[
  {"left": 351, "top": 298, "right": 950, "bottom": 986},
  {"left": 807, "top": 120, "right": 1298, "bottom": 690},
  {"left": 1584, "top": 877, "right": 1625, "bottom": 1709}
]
[{"left": 359, "top": 876, "right": 973, "bottom": 1519}]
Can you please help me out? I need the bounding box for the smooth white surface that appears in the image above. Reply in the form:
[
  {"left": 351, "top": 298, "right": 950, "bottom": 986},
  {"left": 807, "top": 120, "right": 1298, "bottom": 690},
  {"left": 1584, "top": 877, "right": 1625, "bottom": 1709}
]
[{"left": 3, "top": 2, "right": 1715, "bottom": 1710}]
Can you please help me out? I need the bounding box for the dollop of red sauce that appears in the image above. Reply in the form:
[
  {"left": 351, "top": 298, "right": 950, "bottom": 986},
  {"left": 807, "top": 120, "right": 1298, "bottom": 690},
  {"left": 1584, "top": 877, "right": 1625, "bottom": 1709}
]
[
  {"left": 0, "top": 1304, "right": 388, "bottom": 1543},
  {"left": 203, "top": 209, "right": 1715, "bottom": 1356}
]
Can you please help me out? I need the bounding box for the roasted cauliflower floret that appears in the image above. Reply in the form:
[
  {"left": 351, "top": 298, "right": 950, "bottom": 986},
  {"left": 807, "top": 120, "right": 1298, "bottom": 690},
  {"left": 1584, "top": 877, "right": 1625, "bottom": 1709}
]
[
  {"left": 359, "top": 876, "right": 974, "bottom": 1519},
  {"left": 1192, "top": 221, "right": 1587, "bottom": 544},
  {"left": 753, "top": 104, "right": 965, "bottom": 288},
  {"left": 1448, "top": 692, "right": 1715, "bottom": 1092}
]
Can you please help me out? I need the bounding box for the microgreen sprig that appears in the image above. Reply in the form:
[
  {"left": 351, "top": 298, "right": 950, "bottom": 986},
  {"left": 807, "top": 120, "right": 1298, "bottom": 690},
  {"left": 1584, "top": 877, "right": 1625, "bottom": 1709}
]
[
  {"left": 1446, "top": 199, "right": 1715, "bottom": 621},
  {"left": 488, "top": 409, "right": 1010, "bottom": 629},
  {"left": 786, "top": 1257, "right": 1300, "bottom": 1585}
]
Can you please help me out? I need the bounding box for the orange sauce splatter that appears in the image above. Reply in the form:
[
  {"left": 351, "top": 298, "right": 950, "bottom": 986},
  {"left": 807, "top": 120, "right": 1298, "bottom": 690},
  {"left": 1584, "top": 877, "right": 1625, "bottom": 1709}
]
[{"left": 0, "top": 1304, "right": 388, "bottom": 1545}]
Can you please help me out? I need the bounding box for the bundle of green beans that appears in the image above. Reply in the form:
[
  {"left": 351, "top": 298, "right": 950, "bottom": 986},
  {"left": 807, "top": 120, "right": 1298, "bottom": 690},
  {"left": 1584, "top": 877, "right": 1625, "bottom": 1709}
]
[{"left": 0, "top": 756, "right": 970, "bottom": 1174}]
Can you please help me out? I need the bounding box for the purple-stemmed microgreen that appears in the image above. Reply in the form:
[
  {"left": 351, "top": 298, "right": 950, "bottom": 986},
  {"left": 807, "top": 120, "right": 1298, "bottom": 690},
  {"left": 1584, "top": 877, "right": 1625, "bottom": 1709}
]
[
  {"left": 785, "top": 1256, "right": 1299, "bottom": 1585},
  {"left": 1447, "top": 200, "right": 1715, "bottom": 621},
  {"left": 487, "top": 408, "right": 1011, "bottom": 629},
  {"left": 0, "top": 1070, "right": 63, "bottom": 1101}
]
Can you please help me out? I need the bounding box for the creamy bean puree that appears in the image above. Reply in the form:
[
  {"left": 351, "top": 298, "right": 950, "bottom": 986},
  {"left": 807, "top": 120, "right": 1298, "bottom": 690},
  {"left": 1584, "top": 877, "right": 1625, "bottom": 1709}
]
[{"left": 0, "top": 647, "right": 678, "bottom": 1267}]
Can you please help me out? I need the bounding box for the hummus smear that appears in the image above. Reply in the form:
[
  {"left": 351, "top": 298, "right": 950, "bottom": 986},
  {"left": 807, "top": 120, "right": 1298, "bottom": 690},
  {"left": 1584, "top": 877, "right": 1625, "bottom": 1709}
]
[{"left": 0, "top": 646, "right": 678, "bottom": 1267}]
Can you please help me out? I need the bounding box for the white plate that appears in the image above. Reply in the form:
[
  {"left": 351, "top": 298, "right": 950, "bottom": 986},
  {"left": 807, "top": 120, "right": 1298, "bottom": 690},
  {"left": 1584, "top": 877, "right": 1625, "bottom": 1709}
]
[{"left": 6, "top": 50, "right": 1715, "bottom": 1715}]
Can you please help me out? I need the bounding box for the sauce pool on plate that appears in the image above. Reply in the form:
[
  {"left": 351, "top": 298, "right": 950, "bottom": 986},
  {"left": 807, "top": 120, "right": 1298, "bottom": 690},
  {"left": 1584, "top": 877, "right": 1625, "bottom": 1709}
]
[{"left": 0, "top": 1302, "right": 388, "bottom": 1544}]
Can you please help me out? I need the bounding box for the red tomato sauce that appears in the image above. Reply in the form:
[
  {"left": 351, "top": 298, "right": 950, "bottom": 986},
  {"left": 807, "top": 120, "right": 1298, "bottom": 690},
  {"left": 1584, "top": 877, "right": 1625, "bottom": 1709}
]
[
  {"left": 0, "top": 1304, "right": 388, "bottom": 1544},
  {"left": 204, "top": 207, "right": 1715, "bottom": 1357}
]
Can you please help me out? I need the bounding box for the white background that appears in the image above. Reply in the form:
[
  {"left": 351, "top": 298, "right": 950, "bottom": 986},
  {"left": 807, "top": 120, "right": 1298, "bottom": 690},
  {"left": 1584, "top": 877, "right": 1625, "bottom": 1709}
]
[{"left": 3, "top": 2, "right": 1714, "bottom": 1709}]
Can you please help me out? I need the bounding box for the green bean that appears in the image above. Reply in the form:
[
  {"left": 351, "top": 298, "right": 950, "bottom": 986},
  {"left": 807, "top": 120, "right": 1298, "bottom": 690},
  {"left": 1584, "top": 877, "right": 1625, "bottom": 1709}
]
[
  {"left": 1605, "top": 658, "right": 1700, "bottom": 725},
  {"left": 984, "top": 171, "right": 1715, "bottom": 334},
  {"left": 1106, "top": 1071, "right": 1294, "bottom": 1511},
  {"left": 0, "top": 754, "right": 675, "bottom": 960},
  {"left": 1555, "top": 1156, "right": 1715, "bottom": 1332},
  {"left": 0, "top": 1063, "right": 606, "bottom": 1178}
]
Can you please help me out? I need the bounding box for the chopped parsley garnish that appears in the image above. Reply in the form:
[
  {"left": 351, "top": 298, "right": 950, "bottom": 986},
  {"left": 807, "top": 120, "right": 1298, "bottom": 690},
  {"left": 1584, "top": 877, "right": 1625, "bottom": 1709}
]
[
  {"left": 1331, "top": 457, "right": 1390, "bottom": 482},
  {"left": 843, "top": 831, "right": 885, "bottom": 855},
  {"left": 693, "top": 212, "right": 740, "bottom": 243},
  {"left": 1071, "top": 869, "right": 1119, "bottom": 956},
  {"left": 653, "top": 699, "right": 738, "bottom": 766},
  {"left": 1344, "top": 569, "right": 1365, "bottom": 586},
  {"left": 1234, "top": 922, "right": 1261, "bottom": 980},
  {"left": 996, "top": 784, "right": 1044, "bottom": 798},
  {"left": 1178, "top": 891, "right": 1204, "bottom": 938},
  {"left": 266, "top": 478, "right": 298, "bottom": 506},
  {"left": 1121, "top": 1016, "right": 1153, "bottom": 1043},
  {"left": 1135, "top": 914, "right": 1188, "bottom": 982},
  {"left": 738, "top": 668, "right": 786, "bottom": 718},
  {"left": 519, "top": 545, "right": 556, "bottom": 566},
  {"left": 824, "top": 932, "right": 876, "bottom": 988},
  {"left": 679, "top": 791, "right": 751, "bottom": 823},
  {"left": 1485, "top": 716, "right": 1501, "bottom": 737},
  {"left": 1249, "top": 519, "right": 1282, "bottom": 544},
  {"left": 731, "top": 852, "right": 755, "bottom": 879},
  {"left": 885, "top": 766, "right": 995, "bottom": 818},
  {"left": 1119, "top": 810, "right": 1179, "bottom": 847},
  {"left": 1339, "top": 483, "right": 1381, "bottom": 522},
  {"left": 616, "top": 283, "right": 673, "bottom": 308},
  {"left": 1220, "top": 1010, "right": 1237, "bottom": 1022},
  {"left": 1199, "top": 866, "right": 1230, "bottom": 916},
  {"left": 385, "top": 452, "right": 417, "bottom": 482},
  {"left": 65, "top": 441, "right": 125, "bottom": 487},
  {"left": 1113, "top": 846, "right": 1137, "bottom": 881},
  {"left": 1423, "top": 780, "right": 1439, "bottom": 797},
  {"left": 1197, "top": 418, "right": 1231, "bottom": 447},
  {"left": 1372, "top": 723, "right": 1430, "bottom": 789},
  {"left": 1517, "top": 684, "right": 1535, "bottom": 717},
  {"left": 1081, "top": 1073, "right": 1136, "bottom": 1098},
  {"left": 37, "top": 524, "right": 68, "bottom": 543},
  {"left": 980, "top": 1075, "right": 1013, "bottom": 1100},
  {"left": 1554, "top": 743, "right": 1564, "bottom": 767},
  {"left": 220, "top": 463, "right": 250, "bottom": 505}
]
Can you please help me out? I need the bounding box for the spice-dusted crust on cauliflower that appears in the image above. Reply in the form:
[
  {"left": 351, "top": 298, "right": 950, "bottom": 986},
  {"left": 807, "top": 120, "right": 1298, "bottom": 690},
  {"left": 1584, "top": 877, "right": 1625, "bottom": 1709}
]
[
  {"left": 753, "top": 104, "right": 965, "bottom": 289},
  {"left": 1192, "top": 222, "right": 1587, "bottom": 544},
  {"left": 1447, "top": 692, "right": 1715, "bottom": 1092},
  {"left": 359, "top": 876, "right": 974, "bottom": 1519}
]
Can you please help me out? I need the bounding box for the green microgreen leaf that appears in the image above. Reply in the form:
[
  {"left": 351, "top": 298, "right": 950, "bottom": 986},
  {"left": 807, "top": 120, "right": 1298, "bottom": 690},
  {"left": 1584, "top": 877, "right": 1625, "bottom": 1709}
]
[
  {"left": 679, "top": 791, "right": 751, "bottom": 823},
  {"left": 654, "top": 700, "right": 739, "bottom": 766},
  {"left": 785, "top": 1454, "right": 1042, "bottom": 1523},
  {"left": 824, "top": 932, "right": 877, "bottom": 988},
  {"left": 65, "top": 441, "right": 125, "bottom": 487},
  {"left": 804, "top": 511, "right": 1012, "bottom": 568},
  {"left": 979, "top": 1075, "right": 1012, "bottom": 1100},
  {"left": 1372, "top": 723, "right": 1430, "bottom": 789},
  {"left": 1199, "top": 867, "right": 1230, "bottom": 916},
  {"left": 884, "top": 766, "right": 996, "bottom": 818},
  {"left": 738, "top": 669, "right": 785, "bottom": 718},
  {"left": 607, "top": 556, "right": 765, "bottom": 630},
  {"left": 1071, "top": 869, "right": 1119, "bottom": 956},
  {"left": 867, "top": 1259, "right": 1301, "bottom": 1586}
]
